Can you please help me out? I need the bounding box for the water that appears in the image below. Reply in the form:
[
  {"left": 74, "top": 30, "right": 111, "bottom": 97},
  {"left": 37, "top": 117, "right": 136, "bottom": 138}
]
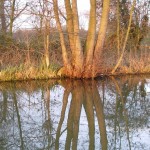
[{"left": 0, "top": 75, "right": 150, "bottom": 150}]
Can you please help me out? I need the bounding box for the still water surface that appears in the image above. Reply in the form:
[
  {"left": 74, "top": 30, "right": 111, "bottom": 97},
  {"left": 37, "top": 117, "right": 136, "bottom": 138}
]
[{"left": 0, "top": 76, "right": 150, "bottom": 150}]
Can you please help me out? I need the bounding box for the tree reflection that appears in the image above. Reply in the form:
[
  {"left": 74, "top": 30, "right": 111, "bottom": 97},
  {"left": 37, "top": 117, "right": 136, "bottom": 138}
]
[
  {"left": 111, "top": 77, "right": 131, "bottom": 150},
  {"left": 109, "top": 76, "right": 150, "bottom": 149},
  {"left": 42, "top": 86, "right": 55, "bottom": 149},
  {"left": 0, "top": 76, "right": 149, "bottom": 149},
  {"left": 0, "top": 91, "right": 8, "bottom": 123},
  {"left": 13, "top": 91, "right": 24, "bottom": 150},
  {"left": 56, "top": 80, "right": 108, "bottom": 150}
]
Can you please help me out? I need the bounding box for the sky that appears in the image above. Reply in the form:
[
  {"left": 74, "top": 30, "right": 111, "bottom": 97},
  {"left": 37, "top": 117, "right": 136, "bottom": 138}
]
[
  {"left": 16, "top": 0, "right": 90, "bottom": 30},
  {"left": 77, "top": 0, "right": 90, "bottom": 12},
  {"left": 59, "top": 0, "right": 90, "bottom": 12},
  {"left": 77, "top": 0, "right": 90, "bottom": 29}
]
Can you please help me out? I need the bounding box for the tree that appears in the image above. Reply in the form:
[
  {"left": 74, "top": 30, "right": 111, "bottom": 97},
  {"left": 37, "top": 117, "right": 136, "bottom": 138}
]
[
  {"left": 0, "top": 0, "right": 6, "bottom": 34},
  {"left": 9, "top": 0, "right": 16, "bottom": 36},
  {"left": 53, "top": 0, "right": 110, "bottom": 78},
  {"left": 2, "top": 0, "right": 28, "bottom": 37},
  {"left": 111, "top": 0, "right": 136, "bottom": 74},
  {"left": 29, "top": 0, "right": 55, "bottom": 68}
]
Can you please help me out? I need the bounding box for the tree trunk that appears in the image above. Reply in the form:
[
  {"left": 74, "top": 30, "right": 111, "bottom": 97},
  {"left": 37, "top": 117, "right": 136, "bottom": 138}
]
[
  {"left": 93, "top": 0, "right": 110, "bottom": 76},
  {"left": 44, "top": 19, "right": 50, "bottom": 68},
  {"left": 9, "top": 0, "right": 16, "bottom": 37},
  {"left": 64, "top": 0, "right": 75, "bottom": 63},
  {"left": 0, "top": 0, "right": 6, "bottom": 33},
  {"left": 111, "top": 0, "right": 136, "bottom": 74},
  {"left": 53, "top": 0, "right": 72, "bottom": 76},
  {"left": 72, "top": 0, "right": 84, "bottom": 77},
  {"left": 83, "top": 0, "right": 96, "bottom": 77},
  {"left": 53, "top": 0, "right": 110, "bottom": 78}
]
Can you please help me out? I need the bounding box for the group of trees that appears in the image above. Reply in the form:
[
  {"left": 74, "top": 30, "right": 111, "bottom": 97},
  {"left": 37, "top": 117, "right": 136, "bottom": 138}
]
[
  {"left": 0, "top": 0, "right": 150, "bottom": 78},
  {"left": 0, "top": 0, "right": 28, "bottom": 37}
]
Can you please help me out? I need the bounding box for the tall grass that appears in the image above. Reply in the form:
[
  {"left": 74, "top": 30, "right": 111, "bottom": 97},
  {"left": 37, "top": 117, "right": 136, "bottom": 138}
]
[{"left": 0, "top": 63, "right": 60, "bottom": 81}]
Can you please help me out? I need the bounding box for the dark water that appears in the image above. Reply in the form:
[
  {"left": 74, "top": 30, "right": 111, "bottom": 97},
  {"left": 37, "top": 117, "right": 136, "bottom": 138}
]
[{"left": 0, "top": 76, "right": 150, "bottom": 150}]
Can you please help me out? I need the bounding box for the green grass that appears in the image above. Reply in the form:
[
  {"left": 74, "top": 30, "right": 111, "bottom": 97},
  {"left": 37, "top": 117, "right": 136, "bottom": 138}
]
[{"left": 0, "top": 63, "right": 59, "bottom": 81}]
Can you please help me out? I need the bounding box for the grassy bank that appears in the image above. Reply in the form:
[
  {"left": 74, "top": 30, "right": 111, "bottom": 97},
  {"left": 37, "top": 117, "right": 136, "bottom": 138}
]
[
  {"left": 0, "top": 64, "right": 60, "bottom": 81},
  {"left": 0, "top": 63, "right": 150, "bottom": 82}
]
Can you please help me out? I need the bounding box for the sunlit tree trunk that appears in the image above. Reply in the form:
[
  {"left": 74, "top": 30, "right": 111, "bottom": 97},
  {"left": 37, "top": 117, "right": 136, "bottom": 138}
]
[
  {"left": 93, "top": 0, "right": 110, "bottom": 76},
  {"left": 71, "top": 0, "right": 84, "bottom": 77},
  {"left": 64, "top": 0, "right": 75, "bottom": 62},
  {"left": 111, "top": 0, "right": 136, "bottom": 74},
  {"left": 53, "top": 0, "right": 72, "bottom": 75},
  {"left": 44, "top": 19, "right": 50, "bottom": 68},
  {"left": 117, "top": 0, "right": 120, "bottom": 58},
  {"left": 83, "top": 0, "right": 96, "bottom": 77},
  {"left": 43, "top": 0, "right": 50, "bottom": 68},
  {"left": 53, "top": 0, "right": 110, "bottom": 78},
  {"left": 24, "top": 32, "right": 31, "bottom": 64}
]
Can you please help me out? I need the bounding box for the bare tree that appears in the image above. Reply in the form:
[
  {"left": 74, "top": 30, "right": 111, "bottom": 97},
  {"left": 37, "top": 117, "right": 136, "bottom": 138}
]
[
  {"left": 0, "top": 0, "right": 7, "bottom": 33},
  {"left": 53, "top": 0, "right": 110, "bottom": 78},
  {"left": 29, "top": 0, "right": 54, "bottom": 67},
  {"left": 4, "top": 0, "right": 28, "bottom": 37}
]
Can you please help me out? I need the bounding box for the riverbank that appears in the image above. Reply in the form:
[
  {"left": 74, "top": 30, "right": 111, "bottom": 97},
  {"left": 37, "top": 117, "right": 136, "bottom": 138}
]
[
  {"left": 0, "top": 64, "right": 150, "bottom": 82},
  {"left": 0, "top": 65, "right": 59, "bottom": 82}
]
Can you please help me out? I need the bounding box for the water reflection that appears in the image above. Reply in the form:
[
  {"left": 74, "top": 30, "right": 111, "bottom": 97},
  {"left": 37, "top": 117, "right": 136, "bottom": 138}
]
[
  {"left": 0, "top": 76, "right": 150, "bottom": 150},
  {"left": 56, "top": 80, "right": 107, "bottom": 150}
]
